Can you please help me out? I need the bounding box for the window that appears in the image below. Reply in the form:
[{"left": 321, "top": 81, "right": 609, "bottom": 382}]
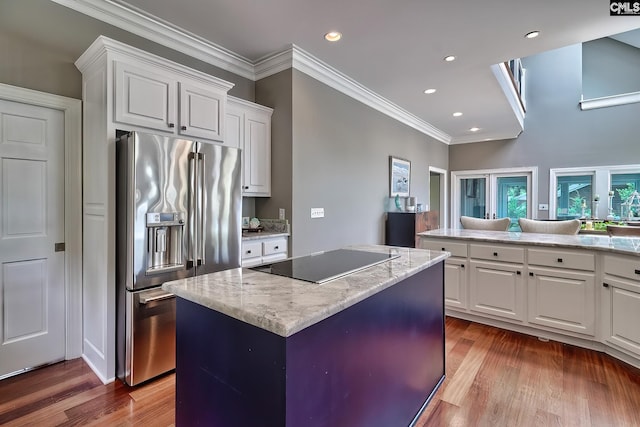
[
  {"left": 556, "top": 175, "right": 593, "bottom": 219},
  {"left": 453, "top": 167, "right": 537, "bottom": 230},
  {"left": 550, "top": 165, "right": 640, "bottom": 220},
  {"left": 611, "top": 172, "right": 640, "bottom": 219}
]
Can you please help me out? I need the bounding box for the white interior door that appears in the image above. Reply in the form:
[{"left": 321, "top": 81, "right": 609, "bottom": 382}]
[{"left": 0, "top": 99, "right": 65, "bottom": 378}]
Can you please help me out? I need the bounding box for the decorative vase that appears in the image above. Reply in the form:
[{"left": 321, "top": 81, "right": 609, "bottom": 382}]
[{"left": 592, "top": 201, "right": 599, "bottom": 219}]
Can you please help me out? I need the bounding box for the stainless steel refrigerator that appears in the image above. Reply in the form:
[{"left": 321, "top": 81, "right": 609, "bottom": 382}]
[{"left": 116, "top": 131, "right": 242, "bottom": 386}]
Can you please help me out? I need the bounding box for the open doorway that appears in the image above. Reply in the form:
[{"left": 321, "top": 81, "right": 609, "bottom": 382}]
[{"left": 429, "top": 167, "right": 447, "bottom": 229}]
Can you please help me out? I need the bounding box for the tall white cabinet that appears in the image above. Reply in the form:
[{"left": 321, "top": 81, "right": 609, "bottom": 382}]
[
  {"left": 226, "top": 96, "right": 273, "bottom": 196},
  {"left": 75, "top": 36, "right": 234, "bottom": 382}
]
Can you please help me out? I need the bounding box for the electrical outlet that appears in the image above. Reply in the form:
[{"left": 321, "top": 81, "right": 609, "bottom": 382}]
[
  {"left": 538, "top": 203, "right": 549, "bottom": 211},
  {"left": 279, "top": 208, "right": 285, "bottom": 220},
  {"left": 311, "top": 208, "right": 324, "bottom": 218}
]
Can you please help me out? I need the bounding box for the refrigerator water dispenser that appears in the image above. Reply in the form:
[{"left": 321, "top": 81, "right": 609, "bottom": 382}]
[{"left": 146, "top": 212, "right": 185, "bottom": 274}]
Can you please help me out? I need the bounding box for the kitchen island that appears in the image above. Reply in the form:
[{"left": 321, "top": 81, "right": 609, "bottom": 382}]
[
  {"left": 162, "top": 245, "right": 448, "bottom": 427},
  {"left": 419, "top": 229, "right": 640, "bottom": 370}
]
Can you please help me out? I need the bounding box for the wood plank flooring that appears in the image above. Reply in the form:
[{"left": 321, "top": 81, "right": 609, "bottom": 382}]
[{"left": 1, "top": 317, "right": 639, "bottom": 426}]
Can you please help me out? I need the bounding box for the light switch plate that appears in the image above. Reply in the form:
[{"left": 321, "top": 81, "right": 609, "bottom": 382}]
[
  {"left": 311, "top": 208, "right": 324, "bottom": 218},
  {"left": 279, "top": 208, "right": 285, "bottom": 220}
]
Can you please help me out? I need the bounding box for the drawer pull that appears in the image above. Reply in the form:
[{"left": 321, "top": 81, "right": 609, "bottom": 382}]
[
  {"left": 247, "top": 250, "right": 252, "bottom": 254},
  {"left": 516, "top": 271, "right": 521, "bottom": 275},
  {"left": 603, "top": 282, "right": 610, "bottom": 288},
  {"left": 635, "top": 269, "right": 640, "bottom": 275},
  {"left": 181, "top": 125, "right": 187, "bottom": 131},
  {"left": 493, "top": 252, "right": 498, "bottom": 257},
  {"left": 274, "top": 246, "right": 279, "bottom": 250},
  {"left": 529, "top": 272, "right": 534, "bottom": 277},
  {"left": 460, "top": 264, "right": 465, "bottom": 269},
  {"left": 441, "top": 247, "right": 446, "bottom": 251},
  {"left": 557, "top": 258, "right": 563, "bottom": 263},
  {"left": 168, "top": 123, "right": 175, "bottom": 128}
]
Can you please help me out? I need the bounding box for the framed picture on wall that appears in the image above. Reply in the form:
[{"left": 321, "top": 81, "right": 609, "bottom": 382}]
[{"left": 389, "top": 156, "right": 411, "bottom": 197}]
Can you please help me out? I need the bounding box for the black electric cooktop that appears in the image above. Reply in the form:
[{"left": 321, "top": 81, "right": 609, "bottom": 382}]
[{"left": 250, "top": 248, "right": 399, "bottom": 284}]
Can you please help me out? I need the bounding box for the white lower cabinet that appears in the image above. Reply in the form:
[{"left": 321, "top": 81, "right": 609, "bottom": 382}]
[
  {"left": 469, "top": 243, "right": 525, "bottom": 322},
  {"left": 242, "top": 236, "right": 288, "bottom": 267},
  {"left": 419, "top": 235, "right": 640, "bottom": 369},
  {"left": 527, "top": 267, "right": 595, "bottom": 335},
  {"left": 444, "top": 259, "right": 467, "bottom": 309},
  {"left": 527, "top": 248, "right": 595, "bottom": 336},
  {"left": 469, "top": 260, "right": 525, "bottom": 321},
  {"left": 602, "top": 255, "right": 640, "bottom": 358},
  {"left": 420, "top": 238, "right": 468, "bottom": 310}
]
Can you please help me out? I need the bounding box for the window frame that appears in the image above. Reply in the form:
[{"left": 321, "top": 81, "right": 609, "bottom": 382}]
[{"left": 549, "top": 165, "right": 640, "bottom": 220}]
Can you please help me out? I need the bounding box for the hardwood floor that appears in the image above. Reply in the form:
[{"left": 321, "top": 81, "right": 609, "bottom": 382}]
[{"left": 1, "top": 317, "right": 639, "bottom": 426}]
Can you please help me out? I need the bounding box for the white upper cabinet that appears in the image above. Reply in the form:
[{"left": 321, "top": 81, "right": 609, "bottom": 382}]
[
  {"left": 226, "top": 96, "right": 273, "bottom": 196},
  {"left": 114, "top": 60, "right": 177, "bottom": 132},
  {"left": 179, "top": 81, "right": 224, "bottom": 141},
  {"left": 111, "top": 50, "right": 232, "bottom": 142}
]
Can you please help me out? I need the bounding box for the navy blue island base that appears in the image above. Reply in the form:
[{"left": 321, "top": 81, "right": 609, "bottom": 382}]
[{"left": 175, "top": 262, "right": 445, "bottom": 427}]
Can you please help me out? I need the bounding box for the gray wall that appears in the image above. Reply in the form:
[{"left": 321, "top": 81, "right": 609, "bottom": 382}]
[
  {"left": 286, "top": 71, "right": 448, "bottom": 256},
  {"left": 450, "top": 44, "right": 640, "bottom": 219},
  {"left": 583, "top": 37, "right": 640, "bottom": 99},
  {"left": 254, "top": 69, "right": 294, "bottom": 245},
  {"left": 0, "top": 0, "right": 254, "bottom": 100}
]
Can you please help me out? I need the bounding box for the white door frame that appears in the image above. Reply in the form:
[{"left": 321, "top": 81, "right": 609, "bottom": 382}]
[
  {"left": 0, "top": 83, "right": 82, "bottom": 359},
  {"left": 428, "top": 166, "right": 448, "bottom": 229}
]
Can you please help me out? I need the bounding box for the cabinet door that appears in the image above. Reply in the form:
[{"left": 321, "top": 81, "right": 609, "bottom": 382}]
[
  {"left": 444, "top": 259, "right": 467, "bottom": 310},
  {"left": 243, "top": 109, "right": 271, "bottom": 196},
  {"left": 602, "top": 275, "right": 640, "bottom": 357},
  {"left": 528, "top": 267, "right": 595, "bottom": 336},
  {"left": 114, "top": 61, "right": 176, "bottom": 131},
  {"left": 179, "top": 82, "right": 225, "bottom": 141},
  {"left": 469, "top": 260, "right": 525, "bottom": 321},
  {"left": 224, "top": 104, "right": 243, "bottom": 149}
]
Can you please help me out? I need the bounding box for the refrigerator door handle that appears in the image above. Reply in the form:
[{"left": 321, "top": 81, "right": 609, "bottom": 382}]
[
  {"left": 197, "top": 152, "right": 205, "bottom": 266},
  {"left": 139, "top": 292, "right": 175, "bottom": 304},
  {"left": 188, "top": 152, "right": 197, "bottom": 268}
]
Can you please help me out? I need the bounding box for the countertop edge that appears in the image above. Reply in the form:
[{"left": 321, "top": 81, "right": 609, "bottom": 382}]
[
  {"left": 242, "top": 231, "right": 290, "bottom": 241},
  {"left": 418, "top": 229, "right": 640, "bottom": 257},
  {"left": 163, "top": 246, "right": 449, "bottom": 337}
]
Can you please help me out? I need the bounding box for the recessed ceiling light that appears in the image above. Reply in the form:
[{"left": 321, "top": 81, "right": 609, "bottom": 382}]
[
  {"left": 453, "top": 112, "right": 463, "bottom": 117},
  {"left": 470, "top": 127, "right": 480, "bottom": 132},
  {"left": 324, "top": 31, "right": 342, "bottom": 42},
  {"left": 424, "top": 88, "right": 436, "bottom": 94},
  {"left": 525, "top": 31, "right": 540, "bottom": 39},
  {"left": 444, "top": 55, "right": 456, "bottom": 62}
]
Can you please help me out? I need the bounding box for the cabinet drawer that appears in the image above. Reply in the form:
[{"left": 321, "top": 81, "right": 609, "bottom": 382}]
[
  {"left": 528, "top": 248, "right": 594, "bottom": 271},
  {"left": 262, "top": 238, "right": 287, "bottom": 256},
  {"left": 421, "top": 239, "right": 468, "bottom": 258},
  {"left": 242, "top": 241, "right": 262, "bottom": 259},
  {"left": 470, "top": 244, "right": 524, "bottom": 263},
  {"left": 604, "top": 255, "right": 640, "bottom": 281}
]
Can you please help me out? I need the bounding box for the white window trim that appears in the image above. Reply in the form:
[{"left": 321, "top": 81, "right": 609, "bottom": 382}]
[
  {"left": 429, "top": 166, "right": 448, "bottom": 229},
  {"left": 451, "top": 166, "right": 538, "bottom": 228},
  {"left": 549, "top": 164, "right": 640, "bottom": 219}
]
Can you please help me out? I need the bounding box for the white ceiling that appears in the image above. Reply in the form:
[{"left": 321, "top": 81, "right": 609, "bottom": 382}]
[{"left": 71, "top": 1, "right": 640, "bottom": 143}]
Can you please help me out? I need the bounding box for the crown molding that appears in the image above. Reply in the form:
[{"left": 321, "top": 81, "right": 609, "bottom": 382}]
[
  {"left": 51, "top": 0, "right": 255, "bottom": 79},
  {"left": 55, "top": 0, "right": 450, "bottom": 143},
  {"left": 256, "top": 45, "right": 451, "bottom": 144},
  {"left": 580, "top": 91, "right": 640, "bottom": 110}
]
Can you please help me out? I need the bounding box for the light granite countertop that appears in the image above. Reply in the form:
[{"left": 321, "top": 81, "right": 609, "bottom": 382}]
[
  {"left": 241, "top": 231, "right": 289, "bottom": 241},
  {"left": 162, "top": 244, "right": 448, "bottom": 337},
  {"left": 419, "top": 229, "right": 640, "bottom": 256}
]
